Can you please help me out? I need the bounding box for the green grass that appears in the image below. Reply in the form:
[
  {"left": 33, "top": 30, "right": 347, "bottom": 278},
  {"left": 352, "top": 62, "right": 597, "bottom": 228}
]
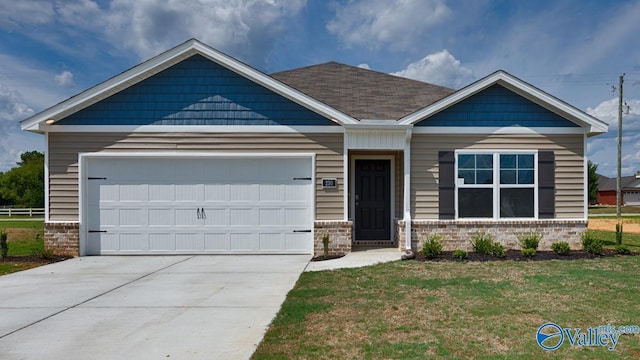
[
  {"left": 589, "top": 206, "right": 640, "bottom": 214},
  {"left": 253, "top": 257, "right": 640, "bottom": 359},
  {"left": 0, "top": 220, "right": 45, "bottom": 275},
  {"left": 589, "top": 230, "right": 640, "bottom": 252}
]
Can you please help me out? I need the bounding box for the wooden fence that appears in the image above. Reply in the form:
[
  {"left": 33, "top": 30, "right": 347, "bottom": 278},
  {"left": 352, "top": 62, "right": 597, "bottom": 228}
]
[{"left": 0, "top": 208, "right": 45, "bottom": 217}]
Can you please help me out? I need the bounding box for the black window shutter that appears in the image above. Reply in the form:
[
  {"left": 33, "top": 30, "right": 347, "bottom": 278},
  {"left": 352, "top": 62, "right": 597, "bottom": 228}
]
[
  {"left": 538, "top": 151, "right": 555, "bottom": 218},
  {"left": 439, "top": 151, "right": 455, "bottom": 219}
]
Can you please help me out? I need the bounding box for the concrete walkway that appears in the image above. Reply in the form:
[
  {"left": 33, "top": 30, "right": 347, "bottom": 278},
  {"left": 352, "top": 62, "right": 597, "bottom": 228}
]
[
  {"left": 305, "top": 248, "right": 401, "bottom": 272},
  {"left": 0, "top": 255, "right": 309, "bottom": 360}
]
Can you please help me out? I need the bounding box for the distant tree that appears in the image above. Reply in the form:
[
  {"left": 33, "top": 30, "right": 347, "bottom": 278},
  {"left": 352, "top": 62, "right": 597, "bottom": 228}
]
[
  {"left": 0, "top": 151, "right": 44, "bottom": 208},
  {"left": 588, "top": 160, "right": 599, "bottom": 204}
]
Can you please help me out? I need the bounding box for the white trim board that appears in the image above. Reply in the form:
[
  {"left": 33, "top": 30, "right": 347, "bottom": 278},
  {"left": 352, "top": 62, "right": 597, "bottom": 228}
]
[{"left": 43, "top": 125, "right": 345, "bottom": 133}]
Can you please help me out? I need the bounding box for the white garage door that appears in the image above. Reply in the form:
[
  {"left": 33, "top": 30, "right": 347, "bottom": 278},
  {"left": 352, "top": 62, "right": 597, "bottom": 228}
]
[{"left": 84, "top": 156, "right": 313, "bottom": 255}]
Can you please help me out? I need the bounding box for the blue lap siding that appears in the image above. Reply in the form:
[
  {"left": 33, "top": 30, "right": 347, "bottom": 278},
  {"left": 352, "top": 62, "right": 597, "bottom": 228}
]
[
  {"left": 417, "top": 85, "right": 578, "bottom": 127},
  {"left": 57, "top": 55, "right": 336, "bottom": 126}
]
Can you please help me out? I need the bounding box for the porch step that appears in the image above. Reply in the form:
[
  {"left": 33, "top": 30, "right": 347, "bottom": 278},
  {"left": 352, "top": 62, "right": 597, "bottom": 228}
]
[{"left": 353, "top": 240, "right": 396, "bottom": 248}]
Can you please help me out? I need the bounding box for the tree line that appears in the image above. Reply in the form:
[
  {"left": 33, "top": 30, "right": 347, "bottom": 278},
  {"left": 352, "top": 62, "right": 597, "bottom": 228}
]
[{"left": 0, "top": 151, "right": 44, "bottom": 208}]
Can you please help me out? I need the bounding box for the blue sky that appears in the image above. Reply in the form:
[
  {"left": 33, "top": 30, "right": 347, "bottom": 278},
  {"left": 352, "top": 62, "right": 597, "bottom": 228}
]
[{"left": 1, "top": 0, "right": 640, "bottom": 177}]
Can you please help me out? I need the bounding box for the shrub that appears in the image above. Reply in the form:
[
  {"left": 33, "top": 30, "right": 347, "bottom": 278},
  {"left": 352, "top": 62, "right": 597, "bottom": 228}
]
[
  {"left": 420, "top": 234, "right": 443, "bottom": 259},
  {"left": 521, "top": 248, "right": 536, "bottom": 257},
  {"left": 491, "top": 242, "right": 506, "bottom": 258},
  {"left": 581, "top": 231, "right": 604, "bottom": 255},
  {"left": 322, "top": 234, "right": 330, "bottom": 256},
  {"left": 0, "top": 230, "right": 7, "bottom": 258},
  {"left": 470, "top": 232, "right": 494, "bottom": 255},
  {"left": 453, "top": 249, "right": 467, "bottom": 261},
  {"left": 616, "top": 222, "right": 623, "bottom": 245},
  {"left": 518, "top": 232, "right": 542, "bottom": 250},
  {"left": 615, "top": 245, "right": 631, "bottom": 255},
  {"left": 551, "top": 241, "right": 571, "bottom": 256},
  {"left": 31, "top": 248, "right": 55, "bottom": 260}
]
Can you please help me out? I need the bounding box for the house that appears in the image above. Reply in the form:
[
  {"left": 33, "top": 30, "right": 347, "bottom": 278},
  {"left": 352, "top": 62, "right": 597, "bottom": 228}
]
[
  {"left": 597, "top": 172, "right": 640, "bottom": 206},
  {"left": 21, "top": 39, "right": 608, "bottom": 256}
]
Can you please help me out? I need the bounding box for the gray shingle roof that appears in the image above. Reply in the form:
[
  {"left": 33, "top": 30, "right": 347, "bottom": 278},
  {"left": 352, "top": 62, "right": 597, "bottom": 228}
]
[
  {"left": 271, "top": 62, "right": 455, "bottom": 121},
  {"left": 597, "top": 174, "right": 640, "bottom": 191}
]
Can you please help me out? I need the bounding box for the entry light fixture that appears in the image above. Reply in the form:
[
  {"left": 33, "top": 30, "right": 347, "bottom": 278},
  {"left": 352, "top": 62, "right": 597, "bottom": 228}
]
[{"left": 45, "top": 119, "right": 55, "bottom": 125}]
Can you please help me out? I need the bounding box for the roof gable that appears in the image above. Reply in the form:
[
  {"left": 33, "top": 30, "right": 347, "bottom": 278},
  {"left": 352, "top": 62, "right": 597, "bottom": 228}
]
[
  {"left": 416, "top": 84, "right": 578, "bottom": 127},
  {"left": 22, "top": 39, "right": 358, "bottom": 132},
  {"left": 56, "top": 55, "right": 336, "bottom": 126},
  {"left": 272, "top": 62, "right": 454, "bottom": 120},
  {"left": 399, "top": 71, "right": 608, "bottom": 135}
]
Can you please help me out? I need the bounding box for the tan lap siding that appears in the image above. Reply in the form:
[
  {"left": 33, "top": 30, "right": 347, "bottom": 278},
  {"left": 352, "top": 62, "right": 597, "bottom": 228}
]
[
  {"left": 48, "top": 132, "right": 344, "bottom": 221},
  {"left": 411, "top": 134, "right": 584, "bottom": 219}
]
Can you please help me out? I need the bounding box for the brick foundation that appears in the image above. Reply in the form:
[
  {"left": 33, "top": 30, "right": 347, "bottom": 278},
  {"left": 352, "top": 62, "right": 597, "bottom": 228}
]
[
  {"left": 408, "top": 220, "right": 586, "bottom": 252},
  {"left": 314, "top": 220, "right": 353, "bottom": 256},
  {"left": 44, "top": 222, "right": 80, "bottom": 257},
  {"left": 395, "top": 220, "right": 407, "bottom": 251}
]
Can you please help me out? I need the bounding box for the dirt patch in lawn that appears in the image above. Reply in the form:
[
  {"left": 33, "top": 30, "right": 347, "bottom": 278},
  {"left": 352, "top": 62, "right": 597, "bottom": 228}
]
[{"left": 588, "top": 218, "right": 640, "bottom": 233}]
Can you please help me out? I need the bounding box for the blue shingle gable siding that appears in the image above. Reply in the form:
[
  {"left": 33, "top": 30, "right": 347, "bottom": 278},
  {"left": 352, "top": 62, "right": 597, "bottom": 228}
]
[
  {"left": 57, "top": 55, "right": 336, "bottom": 126},
  {"left": 416, "top": 84, "right": 579, "bottom": 127}
]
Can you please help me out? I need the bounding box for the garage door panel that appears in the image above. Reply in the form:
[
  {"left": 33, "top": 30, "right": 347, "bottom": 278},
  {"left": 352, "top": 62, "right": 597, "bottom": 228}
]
[
  {"left": 119, "top": 233, "right": 147, "bottom": 251},
  {"left": 175, "top": 233, "right": 204, "bottom": 251},
  {"left": 285, "top": 233, "right": 310, "bottom": 251},
  {"left": 149, "top": 233, "right": 174, "bottom": 251},
  {"left": 175, "top": 184, "right": 203, "bottom": 202},
  {"left": 230, "top": 184, "right": 258, "bottom": 202},
  {"left": 285, "top": 183, "right": 310, "bottom": 202},
  {"left": 259, "top": 184, "right": 285, "bottom": 201},
  {"left": 119, "top": 208, "right": 145, "bottom": 226},
  {"left": 230, "top": 233, "right": 258, "bottom": 251},
  {"left": 229, "top": 208, "right": 256, "bottom": 226},
  {"left": 285, "top": 208, "right": 309, "bottom": 226},
  {"left": 149, "top": 184, "right": 175, "bottom": 202},
  {"left": 119, "top": 184, "right": 148, "bottom": 202},
  {"left": 260, "top": 233, "right": 284, "bottom": 251},
  {"left": 204, "top": 184, "right": 230, "bottom": 202},
  {"left": 203, "top": 208, "right": 228, "bottom": 226},
  {"left": 259, "top": 208, "right": 283, "bottom": 226},
  {"left": 175, "top": 208, "right": 200, "bottom": 226},
  {"left": 204, "top": 233, "right": 229, "bottom": 251},
  {"left": 86, "top": 156, "right": 313, "bottom": 255},
  {"left": 97, "top": 208, "right": 118, "bottom": 227}
]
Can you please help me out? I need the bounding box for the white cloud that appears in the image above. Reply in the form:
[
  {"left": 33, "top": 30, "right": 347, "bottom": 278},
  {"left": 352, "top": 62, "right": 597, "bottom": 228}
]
[
  {"left": 587, "top": 97, "right": 640, "bottom": 177},
  {"left": 0, "top": 84, "right": 40, "bottom": 171},
  {"left": 357, "top": 63, "right": 370, "bottom": 70},
  {"left": 54, "top": 70, "right": 75, "bottom": 88},
  {"left": 0, "top": 0, "right": 306, "bottom": 68},
  {"left": 102, "top": 0, "right": 306, "bottom": 65},
  {"left": 391, "top": 50, "right": 474, "bottom": 88},
  {"left": 327, "top": 0, "right": 450, "bottom": 50}
]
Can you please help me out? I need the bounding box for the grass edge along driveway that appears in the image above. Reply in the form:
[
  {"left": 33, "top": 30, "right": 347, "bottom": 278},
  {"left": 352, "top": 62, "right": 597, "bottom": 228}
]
[{"left": 253, "top": 256, "right": 640, "bottom": 359}]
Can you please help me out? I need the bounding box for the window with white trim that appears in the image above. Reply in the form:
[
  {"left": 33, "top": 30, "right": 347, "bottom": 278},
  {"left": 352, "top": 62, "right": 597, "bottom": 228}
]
[{"left": 456, "top": 151, "right": 537, "bottom": 219}]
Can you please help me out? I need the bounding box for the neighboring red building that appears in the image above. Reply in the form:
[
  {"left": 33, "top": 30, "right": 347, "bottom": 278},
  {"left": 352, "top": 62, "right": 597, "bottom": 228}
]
[{"left": 596, "top": 173, "right": 640, "bottom": 205}]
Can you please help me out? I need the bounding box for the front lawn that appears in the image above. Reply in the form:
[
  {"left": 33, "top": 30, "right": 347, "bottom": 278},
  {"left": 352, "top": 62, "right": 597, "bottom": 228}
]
[
  {"left": 0, "top": 220, "right": 60, "bottom": 275},
  {"left": 254, "top": 256, "right": 640, "bottom": 359}
]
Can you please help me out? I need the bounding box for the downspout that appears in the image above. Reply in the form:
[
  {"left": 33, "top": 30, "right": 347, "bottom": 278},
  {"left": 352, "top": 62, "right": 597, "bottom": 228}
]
[{"left": 404, "top": 128, "right": 412, "bottom": 250}]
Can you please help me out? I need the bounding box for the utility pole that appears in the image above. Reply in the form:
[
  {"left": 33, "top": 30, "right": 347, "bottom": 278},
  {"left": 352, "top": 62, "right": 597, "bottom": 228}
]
[{"left": 616, "top": 74, "right": 624, "bottom": 217}]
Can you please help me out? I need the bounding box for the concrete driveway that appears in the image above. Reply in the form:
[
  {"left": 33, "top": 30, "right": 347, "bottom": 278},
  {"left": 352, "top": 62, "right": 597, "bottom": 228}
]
[{"left": 0, "top": 255, "right": 310, "bottom": 360}]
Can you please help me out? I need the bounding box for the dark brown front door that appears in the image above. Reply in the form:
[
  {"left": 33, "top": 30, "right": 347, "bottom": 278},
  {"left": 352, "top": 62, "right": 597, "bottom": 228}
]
[{"left": 355, "top": 159, "right": 391, "bottom": 240}]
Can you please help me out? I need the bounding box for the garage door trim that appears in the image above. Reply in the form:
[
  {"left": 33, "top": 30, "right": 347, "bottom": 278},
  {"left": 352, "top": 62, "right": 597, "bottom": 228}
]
[{"left": 78, "top": 152, "right": 316, "bottom": 256}]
